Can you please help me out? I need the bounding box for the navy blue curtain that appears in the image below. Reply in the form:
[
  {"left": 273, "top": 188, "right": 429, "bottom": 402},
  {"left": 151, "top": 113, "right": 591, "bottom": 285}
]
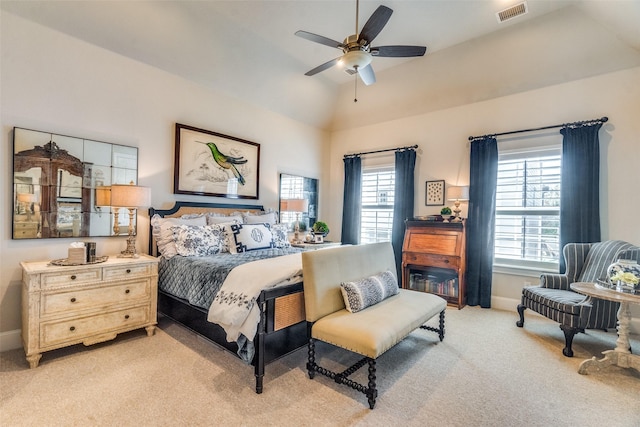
[
  {"left": 392, "top": 149, "right": 416, "bottom": 278},
  {"left": 467, "top": 137, "right": 498, "bottom": 308},
  {"left": 559, "top": 123, "right": 602, "bottom": 273},
  {"left": 341, "top": 156, "right": 362, "bottom": 245}
]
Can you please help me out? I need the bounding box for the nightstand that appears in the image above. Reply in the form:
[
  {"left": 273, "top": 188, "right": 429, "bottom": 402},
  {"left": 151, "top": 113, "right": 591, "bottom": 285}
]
[
  {"left": 20, "top": 254, "right": 159, "bottom": 368},
  {"left": 291, "top": 241, "right": 342, "bottom": 250}
]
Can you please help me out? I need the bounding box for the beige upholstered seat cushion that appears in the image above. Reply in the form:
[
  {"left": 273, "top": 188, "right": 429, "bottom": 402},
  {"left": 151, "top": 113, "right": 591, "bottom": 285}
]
[{"left": 312, "top": 289, "right": 446, "bottom": 359}]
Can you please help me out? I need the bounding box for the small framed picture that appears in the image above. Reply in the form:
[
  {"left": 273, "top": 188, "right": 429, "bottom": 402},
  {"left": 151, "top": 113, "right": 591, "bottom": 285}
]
[
  {"left": 314, "top": 234, "right": 324, "bottom": 243},
  {"left": 425, "top": 180, "right": 445, "bottom": 206}
]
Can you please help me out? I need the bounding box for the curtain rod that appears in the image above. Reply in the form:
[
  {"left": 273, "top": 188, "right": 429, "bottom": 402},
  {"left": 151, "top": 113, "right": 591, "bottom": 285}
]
[
  {"left": 344, "top": 144, "right": 418, "bottom": 159},
  {"left": 468, "top": 116, "right": 608, "bottom": 142}
]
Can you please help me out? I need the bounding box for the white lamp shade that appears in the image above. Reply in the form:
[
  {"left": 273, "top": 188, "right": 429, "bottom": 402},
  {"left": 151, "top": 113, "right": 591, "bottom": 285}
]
[
  {"left": 95, "top": 186, "right": 111, "bottom": 207},
  {"left": 281, "top": 198, "right": 308, "bottom": 213},
  {"left": 447, "top": 186, "right": 469, "bottom": 201},
  {"left": 341, "top": 50, "right": 373, "bottom": 69},
  {"left": 109, "top": 184, "right": 151, "bottom": 208},
  {"left": 17, "top": 193, "right": 38, "bottom": 203}
]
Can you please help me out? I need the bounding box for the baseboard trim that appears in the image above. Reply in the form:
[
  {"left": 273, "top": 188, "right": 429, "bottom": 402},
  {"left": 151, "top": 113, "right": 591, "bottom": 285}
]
[
  {"left": 0, "top": 329, "right": 22, "bottom": 352},
  {"left": 491, "top": 296, "right": 640, "bottom": 335}
]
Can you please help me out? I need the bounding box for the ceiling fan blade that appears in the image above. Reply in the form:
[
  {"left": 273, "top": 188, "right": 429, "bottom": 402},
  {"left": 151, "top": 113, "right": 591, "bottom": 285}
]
[
  {"left": 371, "top": 45, "right": 427, "bottom": 57},
  {"left": 357, "top": 64, "right": 376, "bottom": 86},
  {"left": 304, "top": 57, "right": 341, "bottom": 76},
  {"left": 358, "top": 5, "right": 393, "bottom": 45},
  {"left": 295, "top": 30, "right": 345, "bottom": 49}
]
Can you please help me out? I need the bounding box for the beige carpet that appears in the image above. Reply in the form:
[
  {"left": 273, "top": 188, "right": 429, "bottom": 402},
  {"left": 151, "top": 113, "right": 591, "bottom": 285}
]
[{"left": 2, "top": 307, "right": 639, "bottom": 427}]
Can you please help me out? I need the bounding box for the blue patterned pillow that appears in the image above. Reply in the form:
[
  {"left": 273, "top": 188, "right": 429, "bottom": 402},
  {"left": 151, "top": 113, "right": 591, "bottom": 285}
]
[
  {"left": 228, "top": 223, "right": 275, "bottom": 254},
  {"left": 171, "top": 225, "right": 225, "bottom": 257},
  {"left": 340, "top": 270, "right": 399, "bottom": 313},
  {"left": 271, "top": 223, "right": 291, "bottom": 248}
]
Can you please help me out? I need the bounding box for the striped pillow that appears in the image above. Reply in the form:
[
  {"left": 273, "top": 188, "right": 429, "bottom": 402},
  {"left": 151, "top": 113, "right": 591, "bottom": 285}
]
[{"left": 340, "top": 270, "right": 399, "bottom": 313}]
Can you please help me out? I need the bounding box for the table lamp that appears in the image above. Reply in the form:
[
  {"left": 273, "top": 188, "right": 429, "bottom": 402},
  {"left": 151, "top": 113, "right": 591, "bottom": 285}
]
[
  {"left": 280, "top": 198, "right": 309, "bottom": 244},
  {"left": 447, "top": 186, "right": 469, "bottom": 223},
  {"left": 17, "top": 193, "right": 38, "bottom": 221},
  {"left": 109, "top": 183, "right": 151, "bottom": 257}
]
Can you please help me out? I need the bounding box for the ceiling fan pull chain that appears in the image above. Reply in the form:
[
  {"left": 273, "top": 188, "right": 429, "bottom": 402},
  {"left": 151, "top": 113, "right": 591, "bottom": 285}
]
[{"left": 354, "top": 66, "right": 359, "bottom": 103}]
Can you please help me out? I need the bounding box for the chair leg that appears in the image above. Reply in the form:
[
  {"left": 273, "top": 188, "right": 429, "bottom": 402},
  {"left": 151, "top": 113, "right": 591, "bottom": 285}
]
[
  {"left": 560, "top": 324, "right": 577, "bottom": 357},
  {"left": 516, "top": 304, "right": 526, "bottom": 327}
]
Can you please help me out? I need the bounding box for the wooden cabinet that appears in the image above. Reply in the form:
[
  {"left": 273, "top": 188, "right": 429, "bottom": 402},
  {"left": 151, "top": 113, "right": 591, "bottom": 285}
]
[
  {"left": 402, "top": 220, "right": 466, "bottom": 309},
  {"left": 21, "top": 255, "right": 159, "bottom": 368}
]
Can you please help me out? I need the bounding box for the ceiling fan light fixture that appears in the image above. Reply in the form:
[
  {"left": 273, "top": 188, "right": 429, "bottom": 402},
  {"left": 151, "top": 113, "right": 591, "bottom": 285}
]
[{"left": 341, "top": 50, "right": 372, "bottom": 70}]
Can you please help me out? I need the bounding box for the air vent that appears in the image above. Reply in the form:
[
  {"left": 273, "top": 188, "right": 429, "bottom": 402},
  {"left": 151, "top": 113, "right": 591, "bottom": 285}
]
[{"left": 496, "top": 1, "right": 528, "bottom": 23}]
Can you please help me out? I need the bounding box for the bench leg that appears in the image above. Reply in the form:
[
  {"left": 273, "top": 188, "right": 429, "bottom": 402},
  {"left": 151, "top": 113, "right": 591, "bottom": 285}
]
[
  {"left": 366, "top": 358, "right": 377, "bottom": 409},
  {"left": 420, "top": 310, "right": 446, "bottom": 342},
  {"left": 307, "top": 338, "right": 316, "bottom": 379}
]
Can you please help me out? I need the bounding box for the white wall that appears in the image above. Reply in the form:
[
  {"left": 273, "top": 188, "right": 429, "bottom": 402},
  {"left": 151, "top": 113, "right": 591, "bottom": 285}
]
[
  {"left": 0, "top": 12, "right": 327, "bottom": 349},
  {"left": 328, "top": 66, "right": 640, "bottom": 328}
]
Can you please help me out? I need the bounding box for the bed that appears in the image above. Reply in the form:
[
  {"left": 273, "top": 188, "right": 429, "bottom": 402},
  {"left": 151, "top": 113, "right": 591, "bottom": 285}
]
[{"left": 148, "top": 201, "right": 309, "bottom": 394}]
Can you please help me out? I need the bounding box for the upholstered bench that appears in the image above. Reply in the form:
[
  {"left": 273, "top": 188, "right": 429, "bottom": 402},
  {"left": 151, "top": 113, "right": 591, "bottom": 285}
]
[{"left": 301, "top": 242, "right": 447, "bottom": 409}]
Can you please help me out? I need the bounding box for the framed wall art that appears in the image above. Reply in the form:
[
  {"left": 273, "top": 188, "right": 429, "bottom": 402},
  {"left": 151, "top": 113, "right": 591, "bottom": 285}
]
[
  {"left": 174, "top": 123, "right": 260, "bottom": 199},
  {"left": 425, "top": 180, "right": 445, "bottom": 206}
]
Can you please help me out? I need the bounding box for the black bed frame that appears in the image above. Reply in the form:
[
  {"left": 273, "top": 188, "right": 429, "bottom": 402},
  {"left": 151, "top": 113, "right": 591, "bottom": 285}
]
[{"left": 149, "top": 201, "right": 308, "bottom": 393}]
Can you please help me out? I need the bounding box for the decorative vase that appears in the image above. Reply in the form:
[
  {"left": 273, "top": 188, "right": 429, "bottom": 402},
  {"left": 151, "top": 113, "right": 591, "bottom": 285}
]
[{"left": 607, "top": 259, "right": 640, "bottom": 293}]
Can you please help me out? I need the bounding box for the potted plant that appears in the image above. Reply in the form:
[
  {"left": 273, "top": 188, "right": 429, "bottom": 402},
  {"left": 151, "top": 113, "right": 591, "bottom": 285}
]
[{"left": 312, "top": 221, "right": 330, "bottom": 237}]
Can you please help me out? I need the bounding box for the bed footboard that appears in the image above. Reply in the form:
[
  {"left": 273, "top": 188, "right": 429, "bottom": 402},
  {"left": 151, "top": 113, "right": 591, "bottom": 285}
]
[{"left": 159, "top": 282, "right": 308, "bottom": 393}]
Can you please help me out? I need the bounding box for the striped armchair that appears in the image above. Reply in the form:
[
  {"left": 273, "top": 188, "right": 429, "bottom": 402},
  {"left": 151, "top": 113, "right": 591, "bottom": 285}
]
[{"left": 516, "top": 240, "right": 640, "bottom": 357}]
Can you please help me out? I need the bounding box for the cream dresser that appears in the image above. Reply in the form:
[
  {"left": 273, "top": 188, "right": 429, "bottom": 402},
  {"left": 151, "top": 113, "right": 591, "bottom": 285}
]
[{"left": 21, "top": 254, "right": 159, "bottom": 368}]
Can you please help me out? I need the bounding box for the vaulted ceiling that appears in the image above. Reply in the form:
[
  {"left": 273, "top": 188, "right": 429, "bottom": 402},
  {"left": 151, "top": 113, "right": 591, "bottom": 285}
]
[{"left": 2, "top": 1, "right": 639, "bottom": 131}]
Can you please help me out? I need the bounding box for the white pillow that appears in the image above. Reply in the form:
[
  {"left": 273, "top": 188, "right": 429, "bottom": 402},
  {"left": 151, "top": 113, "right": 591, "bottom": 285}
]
[
  {"left": 150, "top": 214, "right": 207, "bottom": 258},
  {"left": 171, "top": 225, "right": 224, "bottom": 257},
  {"left": 206, "top": 214, "right": 243, "bottom": 225},
  {"left": 340, "top": 270, "right": 399, "bottom": 313},
  {"left": 228, "top": 223, "right": 275, "bottom": 254},
  {"left": 243, "top": 211, "right": 277, "bottom": 225}
]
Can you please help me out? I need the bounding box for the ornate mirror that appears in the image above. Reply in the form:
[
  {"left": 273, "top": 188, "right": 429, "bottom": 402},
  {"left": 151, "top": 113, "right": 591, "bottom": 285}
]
[{"left": 12, "top": 127, "right": 138, "bottom": 239}]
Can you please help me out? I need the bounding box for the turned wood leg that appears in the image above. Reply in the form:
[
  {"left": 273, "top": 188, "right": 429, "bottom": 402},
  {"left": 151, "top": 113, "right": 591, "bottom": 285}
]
[
  {"left": 614, "top": 302, "right": 631, "bottom": 354},
  {"left": 26, "top": 353, "right": 42, "bottom": 369},
  {"left": 560, "top": 324, "right": 577, "bottom": 357},
  {"left": 145, "top": 326, "right": 156, "bottom": 337},
  {"left": 366, "top": 358, "right": 377, "bottom": 410},
  {"left": 516, "top": 304, "right": 526, "bottom": 327},
  {"left": 307, "top": 338, "right": 316, "bottom": 379},
  {"left": 438, "top": 310, "right": 445, "bottom": 342}
]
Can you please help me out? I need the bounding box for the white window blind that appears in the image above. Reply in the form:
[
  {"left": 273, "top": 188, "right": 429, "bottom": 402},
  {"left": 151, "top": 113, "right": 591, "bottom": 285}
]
[
  {"left": 360, "top": 168, "right": 395, "bottom": 244},
  {"left": 494, "top": 147, "right": 561, "bottom": 270}
]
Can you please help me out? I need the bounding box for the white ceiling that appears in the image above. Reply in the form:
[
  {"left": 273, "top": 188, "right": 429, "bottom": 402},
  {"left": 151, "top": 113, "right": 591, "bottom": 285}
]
[{"left": 2, "top": 1, "right": 640, "bottom": 131}]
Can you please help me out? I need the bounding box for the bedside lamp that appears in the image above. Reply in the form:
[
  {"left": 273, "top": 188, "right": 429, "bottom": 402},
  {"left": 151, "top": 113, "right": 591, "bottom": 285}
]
[
  {"left": 17, "top": 193, "right": 38, "bottom": 221},
  {"left": 447, "top": 186, "right": 469, "bottom": 223},
  {"left": 109, "top": 183, "right": 151, "bottom": 258},
  {"left": 280, "top": 198, "right": 309, "bottom": 244}
]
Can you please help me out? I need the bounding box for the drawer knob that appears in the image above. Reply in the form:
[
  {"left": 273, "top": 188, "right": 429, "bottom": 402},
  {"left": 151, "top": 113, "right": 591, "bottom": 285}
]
[
  {"left": 126, "top": 269, "right": 131, "bottom": 274},
  {"left": 125, "top": 289, "right": 130, "bottom": 294},
  {"left": 444, "top": 259, "right": 450, "bottom": 264},
  {"left": 69, "top": 326, "right": 76, "bottom": 331},
  {"left": 70, "top": 297, "right": 77, "bottom": 303},
  {"left": 70, "top": 275, "right": 77, "bottom": 280},
  {"left": 124, "top": 315, "right": 130, "bottom": 320}
]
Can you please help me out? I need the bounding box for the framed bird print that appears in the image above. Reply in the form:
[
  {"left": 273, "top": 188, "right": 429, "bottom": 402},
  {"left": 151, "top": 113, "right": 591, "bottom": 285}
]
[
  {"left": 174, "top": 123, "right": 260, "bottom": 199},
  {"left": 425, "top": 179, "right": 445, "bottom": 206}
]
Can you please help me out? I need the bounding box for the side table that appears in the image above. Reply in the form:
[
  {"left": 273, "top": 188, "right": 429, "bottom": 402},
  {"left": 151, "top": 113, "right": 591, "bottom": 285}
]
[
  {"left": 570, "top": 282, "right": 640, "bottom": 375},
  {"left": 291, "top": 241, "right": 341, "bottom": 250}
]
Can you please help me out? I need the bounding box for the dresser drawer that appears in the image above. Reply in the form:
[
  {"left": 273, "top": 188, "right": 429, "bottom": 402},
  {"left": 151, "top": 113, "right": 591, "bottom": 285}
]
[
  {"left": 40, "top": 305, "right": 150, "bottom": 347},
  {"left": 41, "top": 280, "right": 151, "bottom": 316},
  {"left": 404, "top": 252, "right": 459, "bottom": 270},
  {"left": 41, "top": 268, "right": 102, "bottom": 287},
  {"left": 103, "top": 263, "right": 152, "bottom": 280}
]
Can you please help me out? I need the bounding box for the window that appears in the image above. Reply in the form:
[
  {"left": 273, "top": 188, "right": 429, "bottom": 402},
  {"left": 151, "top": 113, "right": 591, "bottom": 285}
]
[
  {"left": 494, "top": 147, "right": 561, "bottom": 270},
  {"left": 279, "top": 174, "right": 304, "bottom": 226},
  {"left": 360, "top": 167, "right": 394, "bottom": 244}
]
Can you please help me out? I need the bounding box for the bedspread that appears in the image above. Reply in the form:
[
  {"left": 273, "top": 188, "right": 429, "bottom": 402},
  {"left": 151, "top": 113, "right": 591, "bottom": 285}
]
[{"left": 207, "top": 252, "right": 303, "bottom": 344}]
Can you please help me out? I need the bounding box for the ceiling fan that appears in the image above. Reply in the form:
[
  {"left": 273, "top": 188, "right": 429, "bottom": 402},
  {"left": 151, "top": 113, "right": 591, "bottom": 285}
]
[{"left": 295, "top": 1, "right": 427, "bottom": 87}]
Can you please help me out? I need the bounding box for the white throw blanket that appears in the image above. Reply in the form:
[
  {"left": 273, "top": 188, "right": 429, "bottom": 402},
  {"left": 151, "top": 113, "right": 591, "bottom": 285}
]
[{"left": 207, "top": 252, "right": 303, "bottom": 343}]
